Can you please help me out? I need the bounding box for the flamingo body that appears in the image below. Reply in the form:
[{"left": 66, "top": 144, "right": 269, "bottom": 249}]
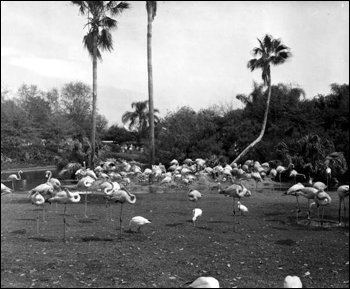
[
  {"left": 187, "top": 276, "right": 220, "bottom": 288},
  {"left": 129, "top": 216, "right": 151, "bottom": 232},
  {"left": 1, "top": 183, "right": 13, "bottom": 196},
  {"left": 283, "top": 275, "right": 302, "bottom": 288}
]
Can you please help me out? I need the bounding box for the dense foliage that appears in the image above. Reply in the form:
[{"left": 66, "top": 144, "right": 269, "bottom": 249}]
[{"left": 1, "top": 82, "right": 349, "bottom": 182}]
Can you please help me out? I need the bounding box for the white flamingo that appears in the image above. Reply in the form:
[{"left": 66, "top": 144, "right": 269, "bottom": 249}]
[
  {"left": 188, "top": 189, "right": 202, "bottom": 208},
  {"left": 192, "top": 208, "right": 202, "bottom": 227},
  {"left": 76, "top": 176, "right": 95, "bottom": 218},
  {"left": 7, "top": 170, "right": 23, "bottom": 190},
  {"left": 218, "top": 183, "right": 251, "bottom": 231},
  {"left": 48, "top": 188, "right": 81, "bottom": 242},
  {"left": 28, "top": 183, "right": 54, "bottom": 222},
  {"left": 186, "top": 276, "right": 220, "bottom": 288},
  {"left": 104, "top": 187, "right": 136, "bottom": 239},
  {"left": 313, "top": 189, "right": 332, "bottom": 245},
  {"left": 1, "top": 183, "right": 13, "bottom": 196},
  {"left": 337, "top": 185, "right": 349, "bottom": 227},
  {"left": 30, "top": 191, "right": 45, "bottom": 234},
  {"left": 289, "top": 169, "right": 306, "bottom": 183},
  {"left": 129, "top": 216, "right": 151, "bottom": 233},
  {"left": 46, "top": 170, "right": 61, "bottom": 212},
  {"left": 276, "top": 163, "right": 294, "bottom": 189},
  {"left": 283, "top": 275, "right": 302, "bottom": 288}
]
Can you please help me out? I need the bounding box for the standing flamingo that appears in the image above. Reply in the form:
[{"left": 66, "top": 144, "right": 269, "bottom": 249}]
[
  {"left": 325, "top": 166, "right": 331, "bottom": 191},
  {"left": 218, "top": 183, "right": 251, "bottom": 231},
  {"left": 276, "top": 163, "right": 294, "bottom": 190},
  {"left": 289, "top": 169, "right": 306, "bottom": 184},
  {"left": 101, "top": 181, "right": 122, "bottom": 222},
  {"left": 104, "top": 187, "right": 136, "bottom": 239},
  {"left": 314, "top": 189, "right": 332, "bottom": 245},
  {"left": 30, "top": 192, "right": 45, "bottom": 234},
  {"left": 7, "top": 170, "right": 23, "bottom": 191},
  {"left": 251, "top": 171, "right": 263, "bottom": 190},
  {"left": 337, "top": 185, "right": 349, "bottom": 227},
  {"left": 284, "top": 183, "right": 318, "bottom": 226},
  {"left": 28, "top": 183, "right": 54, "bottom": 222},
  {"left": 269, "top": 168, "right": 277, "bottom": 191},
  {"left": 46, "top": 170, "right": 61, "bottom": 212},
  {"left": 129, "top": 216, "right": 151, "bottom": 233},
  {"left": 192, "top": 208, "right": 202, "bottom": 227},
  {"left": 76, "top": 176, "right": 95, "bottom": 218},
  {"left": 1, "top": 183, "right": 13, "bottom": 196},
  {"left": 48, "top": 188, "right": 81, "bottom": 242}
]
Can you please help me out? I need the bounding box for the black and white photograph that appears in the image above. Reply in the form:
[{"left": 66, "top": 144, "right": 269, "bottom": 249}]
[{"left": 1, "top": 1, "right": 349, "bottom": 288}]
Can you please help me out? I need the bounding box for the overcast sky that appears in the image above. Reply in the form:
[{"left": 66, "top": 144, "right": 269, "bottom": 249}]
[{"left": 1, "top": 1, "right": 349, "bottom": 126}]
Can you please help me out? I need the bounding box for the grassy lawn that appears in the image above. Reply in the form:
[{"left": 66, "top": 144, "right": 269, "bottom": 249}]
[{"left": 1, "top": 179, "right": 349, "bottom": 288}]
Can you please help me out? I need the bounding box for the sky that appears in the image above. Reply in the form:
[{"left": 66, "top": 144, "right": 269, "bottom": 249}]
[{"left": 1, "top": 1, "right": 349, "bottom": 127}]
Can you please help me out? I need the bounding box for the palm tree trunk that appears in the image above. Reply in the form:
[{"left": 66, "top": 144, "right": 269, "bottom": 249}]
[
  {"left": 147, "top": 4, "right": 155, "bottom": 166},
  {"left": 90, "top": 29, "right": 98, "bottom": 169},
  {"left": 233, "top": 74, "right": 272, "bottom": 163}
]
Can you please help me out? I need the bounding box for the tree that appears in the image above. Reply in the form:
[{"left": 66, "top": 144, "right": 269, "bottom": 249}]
[
  {"left": 233, "top": 34, "right": 292, "bottom": 163},
  {"left": 121, "top": 100, "right": 159, "bottom": 143},
  {"left": 72, "top": 1, "right": 130, "bottom": 168},
  {"left": 146, "top": 1, "right": 157, "bottom": 166}
]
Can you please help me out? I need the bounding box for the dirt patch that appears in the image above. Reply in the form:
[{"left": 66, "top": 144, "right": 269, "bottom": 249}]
[{"left": 1, "top": 183, "right": 349, "bottom": 288}]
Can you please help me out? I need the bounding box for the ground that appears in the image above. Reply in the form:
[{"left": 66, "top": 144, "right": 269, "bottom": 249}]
[{"left": 1, "top": 179, "right": 349, "bottom": 288}]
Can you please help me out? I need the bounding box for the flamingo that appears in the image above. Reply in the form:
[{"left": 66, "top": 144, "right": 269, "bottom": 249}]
[
  {"left": 1, "top": 183, "right": 13, "bottom": 196},
  {"left": 129, "top": 216, "right": 151, "bottom": 233},
  {"left": 313, "top": 189, "right": 332, "bottom": 245},
  {"left": 188, "top": 189, "right": 202, "bottom": 208},
  {"left": 276, "top": 163, "right": 294, "bottom": 189},
  {"left": 251, "top": 171, "right": 263, "bottom": 190},
  {"left": 325, "top": 166, "right": 331, "bottom": 191},
  {"left": 46, "top": 170, "right": 61, "bottom": 212},
  {"left": 218, "top": 183, "right": 251, "bottom": 230},
  {"left": 283, "top": 275, "right": 302, "bottom": 288},
  {"left": 269, "top": 168, "right": 277, "bottom": 191},
  {"left": 192, "top": 208, "right": 202, "bottom": 227},
  {"left": 30, "top": 191, "right": 45, "bottom": 234},
  {"left": 185, "top": 276, "right": 220, "bottom": 288},
  {"left": 104, "top": 187, "right": 136, "bottom": 239},
  {"left": 337, "top": 185, "right": 349, "bottom": 227},
  {"left": 28, "top": 183, "right": 54, "bottom": 222},
  {"left": 48, "top": 188, "right": 81, "bottom": 242},
  {"left": 284, "top": 183, "right": 318, "bottom": 226},
  {"left": 237, "top": 201, "right": 249, "bottom": 224},
  {"left": 7, "top": 170, "right": 23, "bottom": 190},
  {"left": 76, "top": 176, "right": 95, "bottom": 218},
  {"left": 289, "top": 169, "right": 306, "bottom": 184}
]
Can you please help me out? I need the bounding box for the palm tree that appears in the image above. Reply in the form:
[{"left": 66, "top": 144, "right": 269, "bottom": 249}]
[
  {"left": 146, "top": 1, "right": 157, "bottom": 166},
  {"left": 122, "top": 100, "right": 159, "bottom": 143},
  {"left": 233, "top": 34, "right": 292, "bottom": 164},
  {"left": 71, "top": 1, "right": 130, "bottom": 168}
]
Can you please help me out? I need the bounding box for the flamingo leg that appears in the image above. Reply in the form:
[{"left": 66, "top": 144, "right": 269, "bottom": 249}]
[
  {"left": 63, "top": 203, "right": 67, "bottom": 242},
  {"left": 105, "top": 200, "right": 109, "bottom": 222},
  {"left": 119, "top": 204, "right": 123, "bottom": 240},
  {"left": 339, "top": 199, "right": 342, "bottom": 226},
  {"left": 320, "top": 206, "right": 325, "bottom": 245},
  {"left": 295, "top": 196, "right": 300, "bottom": 224},
  {"left": 37, "top": 207, "right": 40, "bottom": 234},
  {"left": 343, "top": 199, "right": 347, "bottom": 228},
  {"left": 84, "top": 190, "right": 88, "bottom": 218},
  {"left": 43, "top": 204, "right": 46, "bottom": 222}
]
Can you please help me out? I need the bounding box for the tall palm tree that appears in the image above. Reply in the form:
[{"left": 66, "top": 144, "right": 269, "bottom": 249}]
[
  {"left": 146, "top": 1, "right": 157, "bottom": 166},
  {"left": 71, "top": 1, "right": 130, "bottom": 168},
  {"left": 122, "top": 100, "right": 159, "bottom": 143},
  {"left": 233, "top": 34, "right": 292, "bottom": 164}
]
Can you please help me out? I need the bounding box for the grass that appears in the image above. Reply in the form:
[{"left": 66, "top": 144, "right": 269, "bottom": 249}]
[{"left": 1, "top": 178, "right": 349, "bottom": 288}]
